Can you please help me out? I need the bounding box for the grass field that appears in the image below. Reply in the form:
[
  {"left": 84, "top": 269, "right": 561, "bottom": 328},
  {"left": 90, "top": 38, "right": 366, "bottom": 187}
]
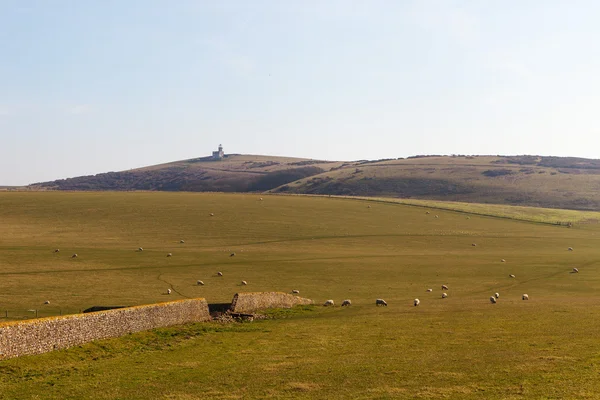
[{"left": 1, "top": 192, "right": 600, "bottom": 399}]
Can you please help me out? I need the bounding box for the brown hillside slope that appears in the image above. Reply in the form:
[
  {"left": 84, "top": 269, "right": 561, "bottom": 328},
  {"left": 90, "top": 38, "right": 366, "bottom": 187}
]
[
  {"left": 31, "top": 155, "right": 343, "bottom": 192},
  {"left": 29, "top": 154, "right": 600, "bottom": 211},
  {"left": 270, "top": 155, "right": 600, "bottom": 211}
]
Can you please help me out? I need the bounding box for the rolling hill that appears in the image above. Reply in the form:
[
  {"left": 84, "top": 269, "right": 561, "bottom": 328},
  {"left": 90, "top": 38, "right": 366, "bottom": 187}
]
[{"left": 29, "top": 154, "right": 600, "bottom": 211}]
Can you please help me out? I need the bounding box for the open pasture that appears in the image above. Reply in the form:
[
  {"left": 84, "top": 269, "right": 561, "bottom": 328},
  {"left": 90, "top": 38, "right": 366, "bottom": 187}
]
[{"left": 1, "top": 192, "right": 600, "bottom": 399}]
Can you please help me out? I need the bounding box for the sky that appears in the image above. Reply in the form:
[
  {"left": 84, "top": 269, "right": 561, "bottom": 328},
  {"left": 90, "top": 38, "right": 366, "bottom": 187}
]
[{"left": 1, "top": 0, "right": 600, "bottom": 185}]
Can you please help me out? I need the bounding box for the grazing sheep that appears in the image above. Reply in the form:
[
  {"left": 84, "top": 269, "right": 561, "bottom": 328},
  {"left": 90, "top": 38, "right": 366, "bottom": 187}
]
[
  {"left": 509, "top": 274, "right": 516, "bottom": 278},
  {"left": 54, "top": 249, "right": 59, "bottom": 253},
  {"left": 210, "top": 213, "right": 214, "bottom": 216},
  {"left": 573, "top": 267, "right": 579, "bottom": 273},
  {"left": 441, "top": 293, "right": 448, "bottom": 299},
  {"left": 367, "top": 205, "right": 371, "bottom": 208},
  {"left": 501, "top": 259, "right": 506, "bottom": 262},
  {"left": 467, "top": 217, "right": 470, "bottom": 220},
  {"left": 43, "top": 300, "right": 50, "bottom": 305},
  {"left": 376, "top": 299, "right": 388, "bottom": 306},
  {"left": 259, "top": 197, "right": 263, "bottom": 201},
  {"left": 197, "top": 280, "right": 204, "bottom": 286},
  {"left": 341, "top": 299, "right": 352, "bottom": 306},
  {"left": 241, "top": 280, "right": 248, "bottom": 285},
  {"left": 217, "top": 271, "right": 223, "bottom": 276},
  {"left": 568, "top": 247, "right": 573, "bottom": 251},
  {"left": 180, "top": 240, "right": 185, "bottom": 244},
  {"left": 167, "top": 253, "right": 172, "bottom": 257},
  {"left": 426, "top": 288, "right": 433, "bottom": 292},
  {"left": 426, "top": 211, "right": 430, "bottom": 215},
  {"left": 292, "top": 290, "right": 300, "bottom": 294},
  {"left": 167, "top": 289, "right": 172, "bottom": 295},
  {"left": 71, "top": 254, "right": 78, "bottom": 258},
  {"left": 230, "top": 252, "right": 236, "bottom": 257},
  {"left": 137, "top": 247, "right": 143, "bottom": 252},
  {"left": 472, "top": 243, "right": 477, "bottom": 247},
  {"left": 495, "top": 292, "right": 500, "bottom": 299},
  {"left": 490, "top": 296, "right": 497, "bottom": 304},
  {"left": 435, "top": 215, "right": 439, "bottom": 218},
  {"left": 414, "top": 299, "right": 420, "bottom": 306},
  {"left": 522, "top": 294, "right": 529, "bottom": 300},
  {"left": 441, "top": 285, "right": 449, "bottom": 290},
  {"left": 324, "top": 299, "right": 335, "bottom": 307}
]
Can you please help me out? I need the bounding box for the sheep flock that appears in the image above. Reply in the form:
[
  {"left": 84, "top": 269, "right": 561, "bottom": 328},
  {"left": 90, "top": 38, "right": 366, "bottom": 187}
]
[{"left": 41, "top": 198, "right": 581, "bottom": 312}]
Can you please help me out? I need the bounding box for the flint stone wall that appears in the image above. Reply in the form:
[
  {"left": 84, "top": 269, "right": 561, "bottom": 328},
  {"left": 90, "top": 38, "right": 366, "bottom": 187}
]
[
  {"left": 230, "top": 292, "right": 313, "bottom": 313},
  {"left": 0, "top": 298, "right": 210, "bottom": 360}
]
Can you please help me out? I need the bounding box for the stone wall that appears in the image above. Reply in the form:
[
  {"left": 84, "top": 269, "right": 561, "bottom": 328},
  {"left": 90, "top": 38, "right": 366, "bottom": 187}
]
[
  {"left": 0, "top": 298, "right": 210, "bottom": 360},
  {"left": 230, "top": 292, "right": 313, "bottom": 313}
]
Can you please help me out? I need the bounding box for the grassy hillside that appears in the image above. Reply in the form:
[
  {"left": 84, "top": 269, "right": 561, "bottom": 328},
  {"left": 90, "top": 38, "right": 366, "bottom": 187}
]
[
  {"left": 272, "top": 155, "right": 600, "bottom": 210},
  {"left": 29, "top": 154, "right": 600, "bottom": 211},
  {"left": 1, "top": 192, "right": 600, "bottom": 398},
  {"left": 30, "top": 154, "right": 342, "bottom": 192}
]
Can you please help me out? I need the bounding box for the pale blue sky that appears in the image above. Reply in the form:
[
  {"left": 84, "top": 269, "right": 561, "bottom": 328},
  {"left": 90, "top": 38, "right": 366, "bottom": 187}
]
[{"left": 1, "top": 1, "right": 600, "bottom": 185}]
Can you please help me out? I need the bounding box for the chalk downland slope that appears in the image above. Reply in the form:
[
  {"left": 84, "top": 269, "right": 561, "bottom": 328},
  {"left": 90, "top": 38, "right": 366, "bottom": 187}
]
[
  {"left": 29, "top": 154, "right": 600, "bottom": 210},
  {"left": 271, "top": 155, "right": 600, "bottom": 210},
  {"left": 30, "top": 155, "right": 343, "bottom": 193}
]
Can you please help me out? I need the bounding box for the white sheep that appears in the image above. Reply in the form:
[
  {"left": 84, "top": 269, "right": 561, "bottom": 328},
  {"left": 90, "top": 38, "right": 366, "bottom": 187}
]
[
  {"left": 324, "top": 299, "right": 335, "bottom": 306},
  {"left": 568, "top": 247, "right": 573, "bottom": 251},
  {"left": 426, "top": 211, "right": 430, "bottom": 214},
  {"left": 180, "top": 240, "right": 185, "bottom": 244},
  {"left": 43, "top": 300, "right": 50, "bottom": 305},
  {"left": 167, "top": 253, "right": 172, "bottom": 257},
  {"left": 426, "top": 288, "right": 433, "bottom": 292},
  {"left": 490, "top": 296, "right": 497, "bottom": 304},
  {"left": 341, "top": 299, "right": 352, "bottom": 306},
  {"left": 367, "top": 205, "right": 371, "bottom": 208},
  {"left": 217, "top": 271, "right": 223, "bottom": 276},
  {"left": 435, "top": 215, "right": 439, "bottom": 218},
  {"left": 138, "top": 247, "right": 143, "bottom": 252},
  {"left": 54, "top": 249, "right": 59, "bottom": 253},
  {"left": 259, "top": 197, "right": 263, "bottom": 201},
  {"left": 197, "top": 280, "right": 204, "bottom": 286},
  {"left": 522, "top": 294, "right": 529, "bottom": 300},
  {"left": 441, "top": 293, "right": 448, "bottom": 299},
  {"left": 573, "top": 267, "right": 579, "bottom": 273},
  {"left": 71, "top": 253, "right": 78, "bottom": 258},
  {"left": 472, "top": 243, "right": 477, "bottom": 247},
  {"left": 167, "top": 289, "right": 172, "bottom": 295},
  {"left": 414, "top": 299, "right": 420, "bottom": 306},
  {"left": 292, "top": 290, "right": 300, "bottom": 294},
  {"left": 210, "top": 213, "right": 214, "bottom": 216},
  {"left": 241, "top": 280, "right": 248, "bottom": 285},
  {"left": 509, "top": 274, "right": 516, "bottom": 278},
  {"left": 501, "top": 259, "right": 506, "bottom": 263},
  {"left": 376, "top": 299, "right": 388, "bottom": 306},
  {"left": 441, "top": 285, "right": 449, "bottom": 290},
  {"left": 495, "top": 292, "right": 500, "bottom": 299}
]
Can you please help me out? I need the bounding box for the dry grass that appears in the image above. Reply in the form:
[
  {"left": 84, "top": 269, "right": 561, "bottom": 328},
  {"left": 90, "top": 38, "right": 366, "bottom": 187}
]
[{"left": 1, "top": 192, "right": 600, "bottom": 399}]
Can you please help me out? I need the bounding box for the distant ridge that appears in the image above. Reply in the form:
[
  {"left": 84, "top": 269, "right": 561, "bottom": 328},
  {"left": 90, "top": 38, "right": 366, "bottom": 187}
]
[{"left": 28, "top": 154, "right": 600, "bottom": 211}]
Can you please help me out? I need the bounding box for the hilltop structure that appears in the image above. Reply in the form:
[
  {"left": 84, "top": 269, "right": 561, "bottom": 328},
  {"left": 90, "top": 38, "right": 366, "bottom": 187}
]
[{"left": 212, "top": 144, "right": 224, "bottom": 160}]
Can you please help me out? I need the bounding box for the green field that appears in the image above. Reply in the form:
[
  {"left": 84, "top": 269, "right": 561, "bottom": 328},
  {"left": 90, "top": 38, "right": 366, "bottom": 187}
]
[{"left": 1, "top": 192, "right": 600, "bottom": 399}]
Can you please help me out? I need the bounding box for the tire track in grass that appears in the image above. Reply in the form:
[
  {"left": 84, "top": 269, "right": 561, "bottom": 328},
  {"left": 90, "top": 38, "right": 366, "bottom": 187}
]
[
  {"left": 470, "top": 259, "right": 600, "bottom": 296},
  {"left": 156, "top": 272, "right": 190, "bottom": 299}
]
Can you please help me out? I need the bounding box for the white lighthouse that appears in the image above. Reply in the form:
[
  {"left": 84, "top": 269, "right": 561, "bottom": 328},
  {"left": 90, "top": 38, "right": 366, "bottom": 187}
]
[{"left": 212, "top": 144, "right": 224, "bottom": 160}]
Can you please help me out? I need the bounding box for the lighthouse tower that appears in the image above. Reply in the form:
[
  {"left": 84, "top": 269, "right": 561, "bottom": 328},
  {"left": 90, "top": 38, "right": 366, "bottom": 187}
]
[{"left": 212, "top": 144, "right": 224, "bottom": 160}]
